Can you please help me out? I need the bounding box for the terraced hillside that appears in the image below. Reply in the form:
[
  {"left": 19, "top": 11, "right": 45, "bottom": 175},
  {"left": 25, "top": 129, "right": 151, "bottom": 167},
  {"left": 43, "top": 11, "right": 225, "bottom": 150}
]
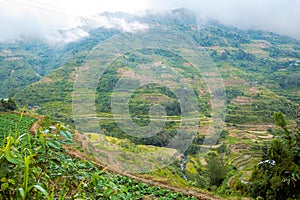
[
  {"left": 8, "top": 10, "right": 300, "bottom": 199},
  {"left": 0, "top": 112, "right": 221, "bottom": 199},
  {"left": 14, "top": 23, "right": 299, "bottom": 125},
  {"left": 0, "top": 28, "right": 118, "bottom": 98}
]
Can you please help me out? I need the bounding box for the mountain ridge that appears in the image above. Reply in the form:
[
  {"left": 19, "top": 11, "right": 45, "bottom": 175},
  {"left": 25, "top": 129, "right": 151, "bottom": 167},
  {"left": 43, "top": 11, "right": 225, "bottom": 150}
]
[{"left": 10, "top": 12, "right": 299, "bottom": 125}]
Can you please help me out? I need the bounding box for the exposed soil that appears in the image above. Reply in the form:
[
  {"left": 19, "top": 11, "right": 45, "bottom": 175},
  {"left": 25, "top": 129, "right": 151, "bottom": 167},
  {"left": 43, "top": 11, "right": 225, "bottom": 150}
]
[
  {"left": 25, "top": 114, "right": 229, "bottom": 199},
  {"left": 39, "top": 77, "right": 53, "bottom": 83},
  {"left": 11, "top": 111, "right": 43, "bottom": 135},
  {"left": 67, "top": 132, "right": 222, "bottom": 200},
  {"left": 224, "top": 79, "right": 246, "bottom": 87},
  {"left": 231, "top": 143, "right": 251, "bottom": 153},
  {"left": 29, "top": 116, "right": 43, "bottom": 135},
  {"left": 231, "top": 96, "right": 252, "bottom": 105}
]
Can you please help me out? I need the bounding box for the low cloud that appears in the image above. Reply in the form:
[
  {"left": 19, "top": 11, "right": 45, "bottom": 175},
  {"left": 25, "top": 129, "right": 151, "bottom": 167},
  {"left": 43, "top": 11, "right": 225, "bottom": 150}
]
[
  {"left": 45, "top": 28, "right": 89, "bottom": 44},
  {"left": 84, "top": 15, "right": 149, "bottom": 33},
  {"left": 0, "top": 1, "right": 148, "bottom": 43},
  {"left": 0, "top": 2, "right": 78, "bottom": 42},
  {"left": 0, "top": 0, "right": 299, "bottom": 43},
  {"left": 147, "top": 0, "right": 300, "bottom": 39},
  {"left": 44, "top": 16, "right": 149, "bottom": 44}
]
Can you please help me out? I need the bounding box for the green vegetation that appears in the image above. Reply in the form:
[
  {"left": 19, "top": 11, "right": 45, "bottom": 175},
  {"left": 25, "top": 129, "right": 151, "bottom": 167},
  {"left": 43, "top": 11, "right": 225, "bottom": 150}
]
[
  {"left": 0, "top": 113, "right": 36, "bottom": 141},
  {"left": 13, "top": 20, "right": 299, "bottom": 125},
  {"left": 0, "top": 98, "right": 17, "bottom": 112},
  {"left": 2, "top": 11, "right": 300, "bottom": 199},
  {"left": 0, "top": 113, "right": 198, "bottom": 199},
  {"left": 205, "top": 151, "right": 228, "bottom": 188},
  {"left": 1, "top": 110, "right": 294, "bottom": 199},
  {"left": 94, "top": 49, "right": 201, "bottom": 147},
  {"left": 0, "top": 28, "right": 118, "bottom": 98},
  {"left": 248, "top": 112, "right": 300, "bottom": 199},
  {"left": 14, "top": 64, "right": 76, "bottom": 123}
]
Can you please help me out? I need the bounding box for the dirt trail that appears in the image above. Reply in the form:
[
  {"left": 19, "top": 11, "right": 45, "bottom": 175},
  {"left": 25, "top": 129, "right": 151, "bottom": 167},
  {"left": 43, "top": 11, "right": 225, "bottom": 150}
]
[
  {"left": 65, "top": 133, "right": 222, "bottom": 200},
  {"left": 29, "top": 116, "right": 43, "bottom": 135},
  {"left": 11, "top": 111, "right": 43, "bottom": 135},
  {"left": 24, "top": 113, "right": 221, "bottom": 199}
]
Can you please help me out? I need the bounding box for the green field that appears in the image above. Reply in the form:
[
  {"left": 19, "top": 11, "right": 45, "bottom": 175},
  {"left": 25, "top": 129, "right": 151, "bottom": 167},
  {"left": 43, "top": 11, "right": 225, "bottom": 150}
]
[
  {"left": 0, "top": 113, "right": 36, "bottom": 140},
  {"left": 0, "top": 113, "right": 200, "bottom": 199}
]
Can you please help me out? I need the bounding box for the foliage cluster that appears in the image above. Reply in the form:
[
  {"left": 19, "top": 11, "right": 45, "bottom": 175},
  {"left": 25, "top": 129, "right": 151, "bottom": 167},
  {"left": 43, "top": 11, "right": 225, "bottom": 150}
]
[
  {"left": 0, "top": 113, "right": 35, "bottom": 141},
  {"left": 0, "top": 114, "right": 197, "bottom": 199},
  {"left": 0, "top": 98, "right": 17, "bottom": 112},
  {"left": 247, "top": 112, "right": 300, "bottom": 199}
]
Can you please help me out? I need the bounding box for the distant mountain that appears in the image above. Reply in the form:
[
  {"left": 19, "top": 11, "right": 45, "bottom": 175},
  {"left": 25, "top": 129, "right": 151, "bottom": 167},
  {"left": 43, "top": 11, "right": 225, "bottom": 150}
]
[
  {"left": 0, "top": 10, "right": 297, "bottom": 125},
  {"left": 0, "top": 40, "right": 61, "bottom": 97},
  {"left": 0, "top": 27, "right": 118, "bottom": 98}
]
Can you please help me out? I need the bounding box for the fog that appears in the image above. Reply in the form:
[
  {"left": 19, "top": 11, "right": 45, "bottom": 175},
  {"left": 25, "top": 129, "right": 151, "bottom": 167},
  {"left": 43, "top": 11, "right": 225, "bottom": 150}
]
[
  {"left": 0, "top": 1, "right": 79, "bottom": 42},
  {"left": 0, "top": 0, "right": 299, "bottom": 42},
  {"left": 0, "top": 0, "right": 148, "bottom": 43},
  {"left": 148, "top": 0, "right": 300, "bottom": 39}
]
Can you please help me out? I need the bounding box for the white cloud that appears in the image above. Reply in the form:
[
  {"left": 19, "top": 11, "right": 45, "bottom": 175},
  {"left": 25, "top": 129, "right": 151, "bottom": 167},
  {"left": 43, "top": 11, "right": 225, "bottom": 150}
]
[
  {"left": 86, "top": 15, "right": 148, "bottom": 32},
  {"left": 0, "top": 0, "right": 80, "bottom": 41},
  {"left": 0, "top": 0, "right": 300, "bottom": 42},
  {"left": 45, "top": 28, "right": 89, "bottom": 44},
  {"left": 45, "top": 16, "right": 149, "bottom": 44},
  {"left": 147, "top": 0, "right": 300, "bottom": 39},
  {"left": 0, "top": 0, "right": 149, "bottom": 43},
  {"left": 46, "top": 0, "right": 149, "bottom": 17}
]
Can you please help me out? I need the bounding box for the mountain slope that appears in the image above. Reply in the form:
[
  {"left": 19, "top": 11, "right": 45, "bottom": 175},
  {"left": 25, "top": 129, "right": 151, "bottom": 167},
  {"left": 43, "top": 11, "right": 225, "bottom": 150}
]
[
  {"left": 13, "top": 12, "right": 300, "bottom": 124},
  {"left": 0, "top": 40, "right": 66, "bottom": 98},
  {"left": 1, "top": 113, "right": 219, "bottom": 199},
  {"left": 6, "top": 10, "right": 300, "bottom": 198},
  {"left": 0, "top": 28, "right": 118, "bottom": 98}
]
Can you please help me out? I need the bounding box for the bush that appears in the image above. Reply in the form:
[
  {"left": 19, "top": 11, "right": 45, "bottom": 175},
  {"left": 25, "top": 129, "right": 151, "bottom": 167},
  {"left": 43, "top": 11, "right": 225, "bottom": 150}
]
[{"left": 0, "top": 98, "right": 17, "bottom": 112}]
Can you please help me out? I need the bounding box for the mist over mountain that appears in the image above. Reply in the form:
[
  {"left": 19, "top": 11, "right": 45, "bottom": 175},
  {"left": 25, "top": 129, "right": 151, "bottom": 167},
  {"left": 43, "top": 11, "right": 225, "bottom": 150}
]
[
  {"left": 1, "top": 9, "right": 300, "bottom": 99},
  {"left": 0, "top": 8, "right": 201, "bottom": 44},
  {"left": 1, "top": 0, "right": 300, "bottom": 43},
  {"left": 148, "top": 0, "right": 300, "bottom": 39}
]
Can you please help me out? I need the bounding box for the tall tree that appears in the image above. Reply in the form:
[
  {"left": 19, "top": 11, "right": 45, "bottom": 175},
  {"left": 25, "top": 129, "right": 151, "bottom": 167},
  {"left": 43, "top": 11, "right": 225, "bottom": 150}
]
[
  {"left": 205, "top": 150, "right": 227, "bottom": 187},
  {"left": 249, "top": 111, "right": 300, "bottom": 200}
]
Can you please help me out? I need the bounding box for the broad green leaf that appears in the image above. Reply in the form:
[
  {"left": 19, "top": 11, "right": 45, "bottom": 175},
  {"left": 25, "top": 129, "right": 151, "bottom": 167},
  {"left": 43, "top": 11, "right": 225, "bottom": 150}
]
[
  {"left": 1, "top": 183, "right": 9, "bottom": 191},
  {"left": 33, "top": 185, "right": 49, "bottom": 199},
  {"left": 60, "top": 140, "right": 74, "bottom": 144},
  {"left": 8, "top": 179, "right": 15, "bottom": 185},
  {"left": 47, "top": 140, "right": 62, "bottom": 150},
  {"left": 18, "top": 188, "right": 25, "bottom": 200},
  {"left": 5, "top": 150, "right": 22, "bottom": 165},
  {"left": 0, "top": 163, "right": 9, "bottom": 177},
  {"left": 60, "top": 130, "right": 72, "bottom": 140},
  {"left": 103, "top": 188, "right": 114, "bottom": 197},
  {"left": 119, "top": 185, "right": 128, "bottom": 193}
]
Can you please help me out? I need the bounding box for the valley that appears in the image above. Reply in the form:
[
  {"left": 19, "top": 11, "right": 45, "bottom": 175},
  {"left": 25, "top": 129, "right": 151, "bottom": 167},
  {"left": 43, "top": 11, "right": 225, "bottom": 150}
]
[{"left": 0, "top": 9, "right": 300, "bottom": 199}]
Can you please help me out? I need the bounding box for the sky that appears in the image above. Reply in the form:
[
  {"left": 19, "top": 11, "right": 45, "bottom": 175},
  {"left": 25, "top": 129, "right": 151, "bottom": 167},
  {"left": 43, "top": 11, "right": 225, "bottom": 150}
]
[{"left": 1, "top": 0, "right": 300, "bottom": 42}]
